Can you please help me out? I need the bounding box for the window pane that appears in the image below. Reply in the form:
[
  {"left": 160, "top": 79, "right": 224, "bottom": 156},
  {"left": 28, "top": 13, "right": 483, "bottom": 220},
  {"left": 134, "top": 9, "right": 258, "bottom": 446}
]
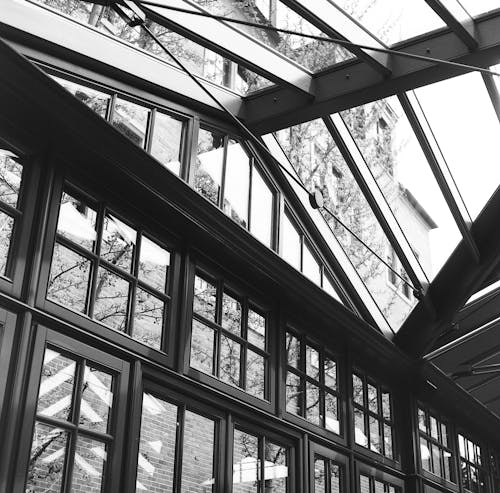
[
  {"left": 285, "top": 332, "right": 300, "bottom": 368},
  {"left": 26, "top": 423, "right": 68, "bottom": 492},
  {"left": 250, "top": 166, "right": 273, "bottom": 247},
  {"left": 247, "top": 350, "right": 265, "bottom": 399},
  {"left": 38, "top": 349, "right": 76, "bottom": 422},
  {"left": 281, "top": 213, "right": 301, "bottom": 270},
  {"left": 306, "top": 382, "right": 320, "bottom": 425},
  {"left": 193, "top": 275, "right": 217, "bottom": 321},
  {"left": 384, "top": 424, "right": 393, "bottom": 459},
  {"left": 0, "top": 151, "right": 22, "bottom": 207},
  {"left": 233, "top": 430, "right": 259, "bottom": 492},
  {"left": 71, "top": 436, "right": 107, "bottom": 492},
  {"left": 48, "top": 243, "right": 91, "bottom": 313},
  {"left": 322, "top": 273, "right": 342, "bottom": 302},
  {"left": 382, "top": 392, "right": 391, "bottom": 420},
  {"left": 57, "top": 192, "right": 97, "bottom": 251},
  {"left": 80, "top": 365, "right": 113, "bottom": 434},
  {"left": 134, "top": 288, "right": 164, "bottom": 350},
  {"left": 331, "top": 463, "right": 341, "bottom": 493},
  {"left": 150, "top": 112, "right": 184, "bottom": 175},
  {"left": 360, "top": 474, "right": 370, "bottom": 493},
  {"left": 369, "top": 417, "right": 381, "bottom": 453},
  {"left": 353, "top": 374, "right": 364, "bottom": 406},
  {"left": 420, "top": 438, "right": 431, "bottom": 471},
  {"left": 367, "top": 384, "right": 378, "bottom": 413},
  {"left": 418, "top": 408, "right": 426, "bottom": 432},
  {"left": 112, "top": 98, "right": 149, "bottom": 148},
  {"left": 194, "top": 128, "right": 224, "bottom": 205},
  {"left": 220, "top": 335, "right": 240, "bottom": 386},
  {"left": 314, "top": 458, "right": 326, "bottom": 493},
  {"left": 264, "top": 442, "right": 287, "bottom": 492},
  {"left": 441, "top": 422, "right": 448, "bottom": 447},
  {"left": 324, "top": 358, "right": 336, "bottom": 389},
  {"left": 137, "top": 393, "right": 177, "bottom": 493},
  {"left": 355, "top": 409, "right": 367, "bottom": 446},
  {"left": 306, "top": 345, "right": 320, "bottom": 380},
  {"left": 52, "top": 76, "right": 110, "bottom": 118},
  {"left": 183, "top": 411, "right": 216, "bottom": 492},
  {"left": 325, "top": 393, "right": 339, "bottom": 434},
  {"left": 431, "top": 444, "right": 442, "bottom": 477},
  {"left": 93, "top": 267, "right": 130, "bottom": 332},
  {"left": 302, "top": 243, "right": 321, "bottom": 285},
  {"left": 138, "top": 236, "right": 170, "bottom": 292},
  {"left": 190, "top": 319, "right": 215, "bottom": 375},
  {"left": 101, "top": 214, "right": 136, "bottom": 273},
  {"left": 430, "top": 416, "right": 439, "bottom": 440},
  {"left": 224, "top": 141, "right": 250, "bottom": 228},
  {"left": 285, "top": 372, "right": 301, "bottom": 415},
  {"left": 247, "top": 309, "right": 265, "bottom": 350},
  {"left": 222, "top": 292, "right": 241, "bottom": 336}
]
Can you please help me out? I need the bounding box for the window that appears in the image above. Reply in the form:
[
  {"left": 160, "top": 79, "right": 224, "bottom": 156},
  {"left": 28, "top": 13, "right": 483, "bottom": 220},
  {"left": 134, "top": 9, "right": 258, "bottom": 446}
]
[
  {"left": 285, "top": 330, "right": 340, "bottom": 433},
  {"left": 359, "top": 474, "right": 401, "bottom": 493},
  {"left": 314, "top": 455, "right": 344, "bottom": 492},
  {"left": 232, "top": 428, "right": 289, "bottom": 492},
  {"left": 190, "top": 271, "right": 269, "bottom": 400},
  {"left": 111, "top": 96, "right": 150, "bottom": 148},
  {"left": 25, "top": 346, "right": 116, "bottom": 492},
  {"left": 458, "top": 433, "right": 488, "bottom": 492},
  {"left": 418, "top": 407, "right": 454, "bottom": 482},
  {"left": 47, "top": 187, "right": 173, "bottom": 350},
  {"left": 352, "top": 372, "right": 394, "bottom": 459},
  {"left": 387, "top": 246, "right": 415, "bottom": 302},
  {"left": 136, "top": 391, "right": 217, "bottom": 492}
]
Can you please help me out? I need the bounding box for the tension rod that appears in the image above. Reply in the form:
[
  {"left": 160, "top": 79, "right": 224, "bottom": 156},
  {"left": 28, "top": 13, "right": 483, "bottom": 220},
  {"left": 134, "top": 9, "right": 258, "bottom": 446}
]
[{"left": 113, "top": 0, "right": 419, "bottom": 294}]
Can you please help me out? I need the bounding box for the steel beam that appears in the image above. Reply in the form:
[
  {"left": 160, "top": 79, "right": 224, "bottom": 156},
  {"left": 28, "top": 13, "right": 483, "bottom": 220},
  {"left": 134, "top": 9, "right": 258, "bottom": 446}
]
[
  {"left": 245, "top": 11, "right": 500, "bottom": 134},
  {"left": 142, "top": 0, "right": 315, "bottom": 95}
]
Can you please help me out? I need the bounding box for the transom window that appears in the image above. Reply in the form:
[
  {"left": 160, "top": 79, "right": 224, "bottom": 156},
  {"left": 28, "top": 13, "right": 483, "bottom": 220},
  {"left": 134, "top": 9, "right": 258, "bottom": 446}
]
[
  {"left": 418, "top": 407, "right": 454, "bottom": 482},
  {"left": 458, "top": 433, "right": 488, "bottom": 492},
  {"left": 314, "top": 455, "right": 344, "bottom": 493},
  {"left": 190, "top": 271, "right": 269, "bottom": 400},
  {"left": 352, "top": 372, "right": 394, "bottom": 459},
  {"left": 47, "top": 186, "right": 172, "bottom": 350},
  {"left": 285, "top": 330, "right": 340, "bottom": 433},
  {"left": 360, "top": 474, "right": 400, "bottom": 493}
]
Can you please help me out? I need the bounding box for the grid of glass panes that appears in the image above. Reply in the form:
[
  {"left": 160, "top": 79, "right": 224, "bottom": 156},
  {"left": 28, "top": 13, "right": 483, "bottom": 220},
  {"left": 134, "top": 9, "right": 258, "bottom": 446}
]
[
  {"left": 233, "top": 428, "right": 289, "bottom": 492},
  {"left": 136, "top": 391, "right": 217, "bottom": 492},
  {"left": 51, "top": 75, "right": 186, "bottom": 176},
  {"left": 0, "top": 149, "right": 25, "bottom": 278},
  {"left": 418, "top": 407, "right": 454, "bottom": 481},
  {"left": 26, "top": 346, "right": 115, "bottom": 492},
  {"left": 458, "top": 433, "right": 488, "bottom": 492},
  {"left": 314, "top": 455, "right": 343, "bottom": 493},
  {"left": 194, "top": 128, "right": 275, "bottom": 248},
  {"left": 360, "top": 474, "right": 400, "bottom": 493},
  {"left": 47, "top": 187, "right": 172, "bottom": 350},
  {"left": 352, "top": 372, "right": 394, "bottom": 459},
  {"left": 285, "top": 330, "right": 339, "bottom": 433},
  {"left": 190, "top": 272, "right": 269, "bottom": 399}
]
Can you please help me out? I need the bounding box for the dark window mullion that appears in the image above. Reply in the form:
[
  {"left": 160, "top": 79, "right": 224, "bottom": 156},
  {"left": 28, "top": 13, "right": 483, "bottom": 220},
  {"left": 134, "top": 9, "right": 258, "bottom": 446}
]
[
  {"left": 259, "top": 436, "right": 265, "bottom": 493},
  {"left": 241, "top": 298, "right": 248, "bottom": 389},
  {"left": 107, "top": 93, "right": 117, "bottom": 123},
  {"left": 219, "top": 136, "right": 229, "bottom": 210},
  {"left": 173, "top": 405, "right": 185, "bottom": 493},
  {"left": 247, "top": 158, "right": 253, "bottom": 231},
  {"left": 146, "top": 108, "right": 156, "bottom": 154},
  {"left": 128, "top": 232, "right": 142, "bottom": 339},
  {"left": 88, "top": 202, "right": 106, "bottom": 317}
]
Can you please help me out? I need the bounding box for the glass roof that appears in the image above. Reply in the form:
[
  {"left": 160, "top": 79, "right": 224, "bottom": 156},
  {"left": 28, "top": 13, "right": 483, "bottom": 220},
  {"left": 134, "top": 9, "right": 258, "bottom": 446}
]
[{"left": 459, "top": 1, "right": 500, "bottom": 17}]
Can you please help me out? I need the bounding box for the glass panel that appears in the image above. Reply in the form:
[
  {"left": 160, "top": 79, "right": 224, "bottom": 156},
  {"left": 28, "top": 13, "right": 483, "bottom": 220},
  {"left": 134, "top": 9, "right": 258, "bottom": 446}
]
[
  {"left": 247, "top": 309, "right": 265, "bottom": 350},
  {"left": 250, "top": 166, "right": 273, "bottom": 247},
  {"left": 334, "top": 0, "right": 444, "bottom": 46},
  {"left": 190, "top": 319, "right": 215, "bottom": 374},
  {"left": 138, "top": 236, "right": 169, "bottom": 293},
  {"left": 38, "top": 350, "right": 75, "bottom": 422},
  {"left": 360, "top": 475, "right": 370, "bottom": 493},
  {"left": 441, "top": 422, "right": 448, "bottom": 447},
  {"left": 306, "top": 382, "right": 320, "bottom": 425},
  {"left": 219, "top": 335, "right": 240, "bottom": 386},
  {"left": 101, "top": 214, "right": 136, "bottom": 272},
  {"left": 112, "top": 97, "right": 149, "bottom": 148},
  {"left": 305, "top": 345, "right": 320, "bottom": 380},
  {"left": 80, "top": 365, "right": 113, "bottom": 434},
  {"left": 303, "top": 243, "right": 321, "bottom": 285},
  {"left": 415, "top": 72, "right": 500, "bottom": 220},
  {"left": 367, "top": 384, "right": 378, "bottom": 413},
  {"left": 224, "top": 141, "right": 250, "bottom": 228},
  {"left": 420, "top": 438, "right": 431, "bottom": 471},
  {"left": 355, "top": 409, "right": 367, "bottom": 446},
  {"left": 233, "top": 430, "right": 259, "bottom": 492},
  {"left": 418, "top": 408, "right": 426, "bottom": 432},
  {"left": 57, "top": 192, "right": 97, "bottom": 251},
  {"left": 48, "top": 243, "right": 91, "bottom": 314},
  {"left": 322, "top": 274, "right": 342, "bottom": 302},
  {"left": 193, "top": 275, "right": 217, "bottom": 321},
  {"left": 324, "top": 358, "right": 336, "bottom": 389},
  {"left": 353, "top": 374, "right": 364, "bottom": 406},
  {"left": 137, "top": 393, "right": 177, "bottom": 493},
  {"left": 325, "top": 392, "right": 339, "bottom": 434},
  {"left": 281, "top": 212, "right": 301, "bottom": 271},
  {"left": 314, "top": 458, "right": 326, "bottom": 493},
  {"left": 459, "top": 434, "right": 466, "bottom": 458},
  {"left": 183, "top": 411, "right": 216, "bottom": 492},
  {"left": 443, "top": 450, "right": 452, "bottom": 480},
  {"left": 432, "top": 444, "right": 442, "bottom": 477},
  {"left": 285, "top": 332, "right": 300, "bottom": 368},
  {"left": 369, "top": 417, "right": 381, "bottom": 453},
  {"left": 150, "top": 111, "right": 184, "bottom": 175},
  {"left": 71, "top": 436, "right": 107, "bottom": 492},
  {"left": 264, "top": 442, "right": 287, "bottom": 492},
  {"left": 221, "top": 292, "right": 241, "bottom": 336},
  {"left": 26, "top": 423, "right": 68, "bottom": 492},
  {"left": 247, "top": 350, "right": 265, "bottom": 399},
  {"left": 330, "top": 463, "right": 341, "bottom": 493},
  {"left": 190, "top": 0, "right": 353, "bottom": 71},
  {"left": 93, "top": 267, "right": 130, "bottom": 331},
  {"left": 194, "top": 128, "right": 224, "bottom": 206},
  {"left": 341, "top": 95, "right": 460, "bottom": 278},
  {"left": 430, "top": 416, "right": 439, "bottom": 440},
  {"left": 133, "top": 288, "right": 164, "bottom": 349},
  {"left": 0, "top": 151, "right": 22, "bottom": 207},
  {"left": 52, "top": 76, "right": 110, "bottom": 118},
  {"left": 384, "top": 424, "right": 393, "bottom": 459},
  {"left": 382, "top": 392, "right": 391, "bottom": 420},
  {"left": 285, "top": 371, "right": 301, "bottom": 415},
  {"left": 0, "top": 210, "right": 16, "bottom": 275},
  {"left": 460, "top": 1, "right": 500, "bottom": 16}
]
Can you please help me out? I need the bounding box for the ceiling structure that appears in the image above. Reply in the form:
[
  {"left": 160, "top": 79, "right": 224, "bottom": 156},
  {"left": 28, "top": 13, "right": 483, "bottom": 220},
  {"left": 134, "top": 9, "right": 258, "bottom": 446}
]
[{"left": 2, "top": 0, "right": 500, "bottom": 416}]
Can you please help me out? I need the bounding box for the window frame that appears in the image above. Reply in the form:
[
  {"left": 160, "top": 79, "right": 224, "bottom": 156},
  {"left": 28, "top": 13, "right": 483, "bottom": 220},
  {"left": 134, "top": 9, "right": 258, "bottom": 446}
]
[
  {"left": 356, "top": 461, "right": 405, "bottom": 493},
  {"left": 309, "top": 441, "right": 349, "bottom": 493},
  {"left": 457, "top": 430, "right": 490, "bottom": 493}
]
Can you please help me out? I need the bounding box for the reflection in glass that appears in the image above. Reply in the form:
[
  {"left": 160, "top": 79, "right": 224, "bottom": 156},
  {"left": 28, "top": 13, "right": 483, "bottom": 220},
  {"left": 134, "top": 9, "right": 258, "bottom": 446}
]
[
  {"left": 0, "top": 152, "right": 22, "bottom": 208},
  {"left": 224, "top": 141, "right": 250, "bottom": 228},
  {"left": 247, "top": 309, "right": 266, "bottom": 349},
  {"left": 71, "top": 436, "right": 107, "bottom": 492},
  {"left": 353, "top": 374, "right": 364, "bottom": 406},
  {"left": 384, "top": 424, "right": 393, "bottom": 459},
  {"left": 324, "top": 359, "right": 336, "bottom": 389},
  {"left": 48, "top": 243, "right": 91, "bottom": 313},
  {"left": 282, "top": 213, "right": 300, "bottom": 270},
  {"left": 306, "top": 382, "right": 320, "bottom": 425},
  {"left": 101, "top": 214, "right": 136, "bottom": 273},
  {"left": 193, "top": 275, "right": 217, "bottom": 321},
  {"left": 285, "top": 332, "right": 300, "bottom": 368},
  {"left": 325, "top": 393, "right": 339, "bottom": 434},
  {"left": 233, "top": 430, "right": 259, "bottom": 492},
  {"left": 250, "top": 167, "right": 273, "bottom": 247},
  {"left": 112, "top": 97, "right": 149, "bottom": 148},
  {"left": 315, "top": 458, "right": 326, "bottom": 492},
  {"left": 420, "top": 437, "right": 431, "bottom": 471},
  {"left": 93, "top": 267, "right": 130, "bottom": 331},
  {"left": 305, "top": 345, "right": 320, "bottom": 379},
  {"left": 220, "top": 335, "right": 240, "bottom": 386},
  {"left": 354, "top": 409, "right": 367, "bottom": 446},
  {"left": 134, "top": 288, "right": 164, "bottom": 349},
  {"left": 247, "top": 350, "right": 265, "bottom": 399},
  {"left": 285, "top": 372, "right": 301, "bottom": 415},
  {"left": 190, "top": 319, "right": 215, "bottom": 374},
  {"left": 369, "top": 416, "right": 381, "bottom": 454},
  {"left": 150, "top": 111, "right": 184, "bottom": 175},
  {"left": 367, "top": 383, "right": 378, "bottom": 413},
  {"left": 138, "top": 236, "right": 169, "bottom": 293},
  {"left": 80, "top": 365, "right": 113, "bottom": 434},
  {"left": 264, "top": 442, "right": 287, "bottom": 492},
  {"left": 0, "top": 211, "right": 14, "bottom": 277},
  {"left": 222, "top": 292, "right": 241, "bottom": 335}
]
